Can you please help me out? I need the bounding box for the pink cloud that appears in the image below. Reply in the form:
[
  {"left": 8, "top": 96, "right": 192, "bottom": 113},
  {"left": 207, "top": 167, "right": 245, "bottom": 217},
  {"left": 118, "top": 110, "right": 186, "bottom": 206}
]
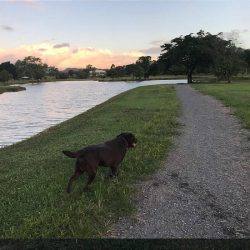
[
  {"left": 0, "top": 42, "right": 146, "bottom": 69},
  {"left": 8, "top": 0, "right": 41, "bottom": 8}
]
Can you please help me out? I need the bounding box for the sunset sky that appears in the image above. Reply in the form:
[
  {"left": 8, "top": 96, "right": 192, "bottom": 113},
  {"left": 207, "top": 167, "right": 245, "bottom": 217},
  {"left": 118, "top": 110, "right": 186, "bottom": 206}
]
[{"left": 0, "top": 0, "right": 249, "bottom": 70}]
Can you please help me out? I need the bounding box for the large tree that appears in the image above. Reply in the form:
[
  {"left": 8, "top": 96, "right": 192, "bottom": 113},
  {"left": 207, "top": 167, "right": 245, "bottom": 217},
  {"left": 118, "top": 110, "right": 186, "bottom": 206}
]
[{"left": 159, "top": 30, "right": 217, "bottom": 83}]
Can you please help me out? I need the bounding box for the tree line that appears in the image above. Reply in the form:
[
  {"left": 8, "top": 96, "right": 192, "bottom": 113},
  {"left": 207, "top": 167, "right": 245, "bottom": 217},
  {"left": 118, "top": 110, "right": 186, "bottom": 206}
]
[
  {"left": 0, "top": 56, "right": 98, "bottom": 82},
  {"left": 1, "top": 30, "right": 250, "bottom": 83}
]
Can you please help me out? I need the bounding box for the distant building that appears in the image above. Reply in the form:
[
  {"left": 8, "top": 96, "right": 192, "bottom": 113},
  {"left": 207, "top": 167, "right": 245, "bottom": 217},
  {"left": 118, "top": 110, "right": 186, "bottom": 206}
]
[
  {"left": 89, "top": 69, "right": 107, "bottom": 77},
  {"left": 21, "top": 76, "right": 30, "bottom": 79}
]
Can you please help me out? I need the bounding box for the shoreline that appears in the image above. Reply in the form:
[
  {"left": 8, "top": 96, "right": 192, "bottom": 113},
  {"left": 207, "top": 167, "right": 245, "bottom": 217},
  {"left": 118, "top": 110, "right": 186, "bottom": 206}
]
[{"left": 2, "top": 74, "right": 250, "bottom": 86}]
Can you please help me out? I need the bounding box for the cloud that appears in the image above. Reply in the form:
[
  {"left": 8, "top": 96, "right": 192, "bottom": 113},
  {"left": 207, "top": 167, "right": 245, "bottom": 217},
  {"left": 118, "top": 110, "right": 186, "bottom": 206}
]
[
  {"left": 140, "top": 46, "right": 161, "bottom": 55},
  {"left": 53, "top": 43, "right": 70, "bottom": 49},
  {"left": 1, "top": 25, "right": 14, "bottom": 31},
  {"left": 38, "top": 48, "right": 47, "bottom": 52},
  {"left": 221, "top": 29, "right": 249, "bottom": 46},
  {"left": 0, "top": 42, "right": 147, "bottom": 69},
  {"left": 140, "top": 39, "right": 170, "bottom": 57},
  {"left": 150, "top": 40, "right": 164, "bottom": 46}
]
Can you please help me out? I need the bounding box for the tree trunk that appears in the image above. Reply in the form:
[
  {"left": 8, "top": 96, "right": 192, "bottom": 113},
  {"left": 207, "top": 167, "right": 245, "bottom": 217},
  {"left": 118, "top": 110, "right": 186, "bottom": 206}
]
[{"left": 187, "top": 73, "right": 192, "bottom": 84}]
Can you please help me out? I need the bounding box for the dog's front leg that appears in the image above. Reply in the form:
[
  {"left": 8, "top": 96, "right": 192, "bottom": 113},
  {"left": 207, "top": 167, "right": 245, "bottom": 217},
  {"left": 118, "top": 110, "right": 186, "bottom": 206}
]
[{"left": 110, "top": 164, "right": 119, "bottom": 178}]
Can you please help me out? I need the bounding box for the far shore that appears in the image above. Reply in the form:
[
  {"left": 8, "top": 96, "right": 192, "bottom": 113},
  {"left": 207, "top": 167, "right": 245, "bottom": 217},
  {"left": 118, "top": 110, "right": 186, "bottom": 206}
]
[
  {"left": 1, "top": 74, "right": 250, "bottom": 90},
  {"left": 1, "top": 75, "right": 187, "bottom": 86}
]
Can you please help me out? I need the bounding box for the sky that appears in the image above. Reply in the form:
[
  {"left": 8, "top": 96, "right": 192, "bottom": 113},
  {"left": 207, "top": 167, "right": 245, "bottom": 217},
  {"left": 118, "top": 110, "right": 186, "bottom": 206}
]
[{"left": 0, "top": 0, "right": 250, "bottom": 70}]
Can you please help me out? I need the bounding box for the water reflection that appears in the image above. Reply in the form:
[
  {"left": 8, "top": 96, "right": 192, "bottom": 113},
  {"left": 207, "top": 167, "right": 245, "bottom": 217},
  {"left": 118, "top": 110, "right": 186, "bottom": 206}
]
[{"left": 0, "top": 79, "right": 186, "bottom": 147}]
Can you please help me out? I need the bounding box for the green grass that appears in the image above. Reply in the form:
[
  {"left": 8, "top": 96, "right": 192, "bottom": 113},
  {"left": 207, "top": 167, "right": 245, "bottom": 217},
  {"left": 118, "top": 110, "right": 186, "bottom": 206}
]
[
  {"left": 0, "top": 85, "right": 179, "bottom": 238},
  {"left": 192, "top": 83, "right": 250, "bottom": 129},
  {"left": 0, "top": 85, "right": 26, "bottom": 94}
]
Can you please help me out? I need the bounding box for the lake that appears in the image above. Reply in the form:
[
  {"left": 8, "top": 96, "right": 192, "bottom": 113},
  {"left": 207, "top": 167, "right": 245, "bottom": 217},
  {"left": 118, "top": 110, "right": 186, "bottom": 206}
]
[{"left": 0, "top": 79, "right": 186, "bottom": 147}]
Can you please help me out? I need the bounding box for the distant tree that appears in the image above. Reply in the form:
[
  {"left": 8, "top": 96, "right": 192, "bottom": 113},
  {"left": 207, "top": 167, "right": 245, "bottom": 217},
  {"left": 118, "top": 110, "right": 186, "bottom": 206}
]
[
  {"left": 136, "top": 56, "right": 152, "bottom": 78},
  {"left": 243, "top": 49, "right": 250, "bottom": 74},
  {"left": 15, "top": 56, "right": 47, "bottom": 80},
  {"left": 133, "top": 64, "right": 144, "bottom": 79},
  {"left": 106, "top": 64, "right": 127, "bottom": 79},
  {"left": 108, "top": 64, "right": 116, "bottom": 79},
  {"left": 0, "top": 61, "right": 17, "bottom": 79},
  {"left": 76, "top": 69, "right": 89, "bottom": 79},
  {"left": 85, "top": 64, "right": 96, "bottom": 77},
  {"left": 56, "top": 71, "right": 68, "bottom": 79},
  {"left": 125, "top": 64, "right": 137, "bottom": 78},
  {"left": 86, "top": 64, "right": 96, "bottom": 72},
  {"left": 115, "top": 66, "right": 126, "bottom": 78},
  {"left": 68, "top": 69, "right": 75, "bottom": 78},
  {"left": 213, "top": 39, "right": 243, "bottom": 82},
  {"left": 148, "top": 60, "right": 167, "bottom": 76},
  {"left": 47, "top": 66, "right": 59, "bottom": 78},
  {"left": 0, "top": 69, "right": 11, "bottom": 82}
]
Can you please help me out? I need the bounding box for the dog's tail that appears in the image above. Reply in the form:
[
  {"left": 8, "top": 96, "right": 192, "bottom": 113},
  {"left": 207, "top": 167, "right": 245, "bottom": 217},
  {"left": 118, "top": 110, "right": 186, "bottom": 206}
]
[{"left": 62, "top": 150, "right": 78, "bottom": 158}]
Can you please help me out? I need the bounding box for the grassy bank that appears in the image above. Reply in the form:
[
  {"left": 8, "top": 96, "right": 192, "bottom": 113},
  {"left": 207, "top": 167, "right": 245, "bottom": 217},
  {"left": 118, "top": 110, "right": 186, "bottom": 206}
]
[
  {"left": 192, "top": 83, "right": 250, "bottom": 129},
  {"left": 0, "top": 85, "right": 26, "bottom": 94},
  {"left": 98, "top": 75, "right": 187, "bottom": 82},
  {"left": 100, "top": 74, "right": 250, "bottom": 82},
  {"left": 0, "top": 85, "right": 179, "bottom": 238}
]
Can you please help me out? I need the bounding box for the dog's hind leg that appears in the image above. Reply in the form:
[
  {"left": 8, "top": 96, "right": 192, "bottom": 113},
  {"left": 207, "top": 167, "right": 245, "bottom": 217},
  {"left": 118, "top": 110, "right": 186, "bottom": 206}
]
[
  {"left": 66, "top": 170, "right": 82, "bottom": 193},
  {"left": 83, "top": 169, "right": 96, "bottom": 192}
]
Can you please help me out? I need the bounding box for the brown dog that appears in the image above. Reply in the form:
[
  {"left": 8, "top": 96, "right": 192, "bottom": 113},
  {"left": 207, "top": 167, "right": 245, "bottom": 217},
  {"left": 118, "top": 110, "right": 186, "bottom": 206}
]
[{"left": 63, "top": 132, "right": 137, "bottom": 193}]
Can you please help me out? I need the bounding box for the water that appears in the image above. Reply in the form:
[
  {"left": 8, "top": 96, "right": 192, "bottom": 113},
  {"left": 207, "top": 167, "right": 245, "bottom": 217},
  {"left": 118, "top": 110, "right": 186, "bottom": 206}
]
[{"left": 0, "top": 79, "right": 186, "bottom": 147}]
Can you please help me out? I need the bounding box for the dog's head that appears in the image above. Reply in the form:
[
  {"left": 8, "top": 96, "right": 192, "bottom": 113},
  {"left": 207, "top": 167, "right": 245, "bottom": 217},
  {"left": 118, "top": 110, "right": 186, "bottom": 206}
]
[{"left": 117, "top": 132, "right": 137, "bottom": 148}]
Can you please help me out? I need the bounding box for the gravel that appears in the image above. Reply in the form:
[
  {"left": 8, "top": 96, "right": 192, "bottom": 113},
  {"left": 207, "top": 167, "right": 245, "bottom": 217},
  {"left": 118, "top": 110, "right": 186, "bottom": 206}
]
[{"left": 111, "top": 85, "right": 250, "bottom": 238}]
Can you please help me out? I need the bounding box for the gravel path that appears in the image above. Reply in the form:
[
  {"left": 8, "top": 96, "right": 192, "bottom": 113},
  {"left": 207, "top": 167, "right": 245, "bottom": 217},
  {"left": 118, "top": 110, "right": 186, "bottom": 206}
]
[{"left": 111, "top": 85, "right": 250, "bottom": 238}]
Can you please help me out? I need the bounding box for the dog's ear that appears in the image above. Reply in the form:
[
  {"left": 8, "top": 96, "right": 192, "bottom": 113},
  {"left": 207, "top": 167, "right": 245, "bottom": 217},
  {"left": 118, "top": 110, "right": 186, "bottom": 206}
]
[{"left": 117, "top": 133, "right": 125, "bottom": 138}]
